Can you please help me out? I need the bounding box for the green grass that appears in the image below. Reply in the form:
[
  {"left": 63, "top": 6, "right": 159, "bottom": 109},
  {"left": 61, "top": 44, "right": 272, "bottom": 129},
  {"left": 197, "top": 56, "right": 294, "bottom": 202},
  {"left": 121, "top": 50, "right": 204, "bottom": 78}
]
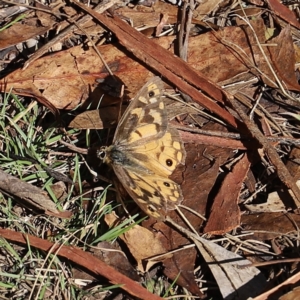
[
  {"left": 0, "top": 92, "right": 147, "bottom": 299},
  {"left": 0, "top": 13, "right": 26, "bottom": 32}
]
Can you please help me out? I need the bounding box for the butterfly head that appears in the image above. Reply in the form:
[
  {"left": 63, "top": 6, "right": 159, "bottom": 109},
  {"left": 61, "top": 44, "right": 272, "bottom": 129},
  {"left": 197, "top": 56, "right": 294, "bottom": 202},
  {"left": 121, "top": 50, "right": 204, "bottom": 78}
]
[
  {"left": 97, "top": 146, "right": 110, "bottom": 164},
  {"left": 97, "top": 145, "right": 128, "bottom": 166}
]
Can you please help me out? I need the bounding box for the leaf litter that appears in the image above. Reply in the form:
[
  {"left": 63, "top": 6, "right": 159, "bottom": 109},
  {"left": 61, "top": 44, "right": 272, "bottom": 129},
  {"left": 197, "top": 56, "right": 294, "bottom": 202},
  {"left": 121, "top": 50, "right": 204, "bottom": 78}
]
[{"left": 0, "top": 0, "right": 300, "bottom": 299}]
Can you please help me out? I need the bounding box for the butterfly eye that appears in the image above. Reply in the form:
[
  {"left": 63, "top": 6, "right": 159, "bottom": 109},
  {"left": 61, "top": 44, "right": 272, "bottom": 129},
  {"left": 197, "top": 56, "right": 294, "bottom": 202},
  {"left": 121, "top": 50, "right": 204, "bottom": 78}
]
[
  {"left": 166, "top": 159, "right": 173, "bottom": 166},
  {"left": 148, "top": 91, "right": 155, "bottom": 97},
  {"left": 164, "top": 182, "right": 170, "bottom": 187},
  {"left": 97, "top": 149, "right": 106, "bottom": 160}
]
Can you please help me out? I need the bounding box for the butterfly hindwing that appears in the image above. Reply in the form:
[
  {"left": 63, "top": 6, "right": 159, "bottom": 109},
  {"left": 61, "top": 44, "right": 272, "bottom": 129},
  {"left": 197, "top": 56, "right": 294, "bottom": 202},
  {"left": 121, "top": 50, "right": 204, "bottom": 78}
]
[{"left": 112, "top": 164, "right": 183, "bottom": 220}]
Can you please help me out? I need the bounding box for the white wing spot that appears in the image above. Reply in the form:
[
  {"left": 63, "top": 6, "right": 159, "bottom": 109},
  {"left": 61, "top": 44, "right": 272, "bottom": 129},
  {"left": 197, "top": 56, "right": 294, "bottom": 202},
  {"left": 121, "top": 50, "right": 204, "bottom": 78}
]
[{"left": 149, "top": 97, "right": 158, "bottom": 103}]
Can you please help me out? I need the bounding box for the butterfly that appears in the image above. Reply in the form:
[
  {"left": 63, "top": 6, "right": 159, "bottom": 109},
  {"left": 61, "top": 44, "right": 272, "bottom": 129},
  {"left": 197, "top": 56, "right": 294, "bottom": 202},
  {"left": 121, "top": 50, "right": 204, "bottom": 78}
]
[{"left": 98, "top": 77, "right": 186, "bottom": 220}]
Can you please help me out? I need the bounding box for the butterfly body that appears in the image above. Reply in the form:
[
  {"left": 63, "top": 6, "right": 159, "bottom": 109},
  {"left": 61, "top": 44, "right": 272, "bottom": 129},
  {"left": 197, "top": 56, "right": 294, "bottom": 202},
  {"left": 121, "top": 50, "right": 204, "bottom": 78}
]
[{"left": 98, "top": 77, "right": 186, "bottom": 220}]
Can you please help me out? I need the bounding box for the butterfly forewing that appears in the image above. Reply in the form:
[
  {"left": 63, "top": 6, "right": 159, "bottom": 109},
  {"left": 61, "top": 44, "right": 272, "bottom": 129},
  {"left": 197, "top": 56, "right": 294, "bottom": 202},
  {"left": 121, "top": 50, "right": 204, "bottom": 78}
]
[{"left": 114, "top": 77, "right": 167, "bottom": 146}]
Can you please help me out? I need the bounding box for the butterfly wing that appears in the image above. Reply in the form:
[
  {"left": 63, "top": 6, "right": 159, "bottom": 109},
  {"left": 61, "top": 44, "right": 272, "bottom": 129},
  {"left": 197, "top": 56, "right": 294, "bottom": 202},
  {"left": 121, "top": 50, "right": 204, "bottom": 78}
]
[
  {"left": 114, "top": 77, "right": 167, "bottom": 146},
  {"left": 104, "top": 77, "right": 186, "bottom": 219},
  {"left": 112, "top": 164, "right": 183, "bottom": 220},
  {"left": 128, "top": 126, "right": 186, "bottom": 177},
  {"left": 111, "top": 126, "right": 186, "bottom": 219}
]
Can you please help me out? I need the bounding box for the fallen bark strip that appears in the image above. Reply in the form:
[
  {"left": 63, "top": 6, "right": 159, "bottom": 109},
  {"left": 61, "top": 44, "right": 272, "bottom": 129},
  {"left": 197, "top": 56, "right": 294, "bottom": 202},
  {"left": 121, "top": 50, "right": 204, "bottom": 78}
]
[
  {"left": 0, "top": 168, "right": 71, "bottom": 218},
  {"left": 0, "top": 228, "right": 164, "bottom": 300}
]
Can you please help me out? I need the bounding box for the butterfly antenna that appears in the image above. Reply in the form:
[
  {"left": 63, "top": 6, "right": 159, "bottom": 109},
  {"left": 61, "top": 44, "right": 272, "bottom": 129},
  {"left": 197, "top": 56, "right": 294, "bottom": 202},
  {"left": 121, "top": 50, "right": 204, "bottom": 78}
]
[{"left": 117, "top": 84, "right": 125, "bottom": 123}]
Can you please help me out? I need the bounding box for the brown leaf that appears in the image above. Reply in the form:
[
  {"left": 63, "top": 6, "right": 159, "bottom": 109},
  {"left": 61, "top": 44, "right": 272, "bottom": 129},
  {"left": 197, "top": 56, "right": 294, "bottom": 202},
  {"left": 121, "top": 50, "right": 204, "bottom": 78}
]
[
  {"left": 0, "top": 44, "right": 148, "bottom": 110},
  {"left": 232, "top": 18, "right": 297, "bottom": 91},
  {"left": 204, "top": 153, "right": 251, "bottom": 234},
  {"left": 267, "top": 25, "right": 300, "bottom": 91},
  {"left": 241, "top": 212, "right": 300, "bottom": 240},
  {"left": 50, "top": 181, "right": 68, "bottom": 202},
  {"left": 116, "top": 1, "right": 179, "bottom": 28},
  {"left": 93, "top": 241, "right": 139, "bottom": 281},
  {"left": 72, "top": 241, "right": 139, "bottom": 282},
  {"left": 105, "top": 213, "right": 171, "bottom": 273},
  {"left": 151, "top": 221, "right": 202, "bottom": 297},
  {"left": 69, "top": 106, "right": 124, "bottom": 130},
  {"left": 0, "top": 19, "right": 52, "bottom": 50},
  {"left": 286, "top": 147, "right": 300, "bottom": 180},
  {"left": 194, "top": 0, "right": 227, "bottom": 21},
  {"left": 178, "top": 124, "right": 235, "bottom": 221},
  {"left": 267, "top": 0, "right": 300, "bottom": 30}
]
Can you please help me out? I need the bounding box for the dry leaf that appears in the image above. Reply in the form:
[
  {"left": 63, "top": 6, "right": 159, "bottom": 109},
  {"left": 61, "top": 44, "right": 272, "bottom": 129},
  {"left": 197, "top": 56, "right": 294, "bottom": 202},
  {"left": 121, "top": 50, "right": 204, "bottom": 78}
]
[
  {"left": 3, "top": 20, "right": 297, "bottom": 110},
  {"left": 194, "top": 236, "right": 267, "bottom": 300},
  {"left": 105, "top": 213, "right": 171, "bottom": 272},
  {"left": 241, "top": 212, "right": 300, "bottom": 240},
  {"left": 245, "top": 192, "right": 286, "bottom": 213},
  {"left": 279, "top": 286, "right": 300, "bottom": 300},
  {"left": 0, "top": 18, "right": 53, "bottom": 50},
  {"left": 204, "top": 153, "right": 251, "bottom": 234}
]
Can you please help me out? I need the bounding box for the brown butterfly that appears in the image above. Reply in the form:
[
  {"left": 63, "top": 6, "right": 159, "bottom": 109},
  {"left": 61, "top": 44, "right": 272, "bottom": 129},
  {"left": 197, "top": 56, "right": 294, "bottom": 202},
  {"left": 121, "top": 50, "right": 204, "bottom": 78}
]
[{"left": 98, "top": 77, "right": 186, "bottom": 220}]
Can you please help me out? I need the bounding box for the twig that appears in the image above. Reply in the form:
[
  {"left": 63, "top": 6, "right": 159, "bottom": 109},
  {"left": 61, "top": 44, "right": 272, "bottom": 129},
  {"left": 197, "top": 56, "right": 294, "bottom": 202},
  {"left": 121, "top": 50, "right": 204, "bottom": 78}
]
[
  {"left": 23, "top": 0, "right": 119, "bottom": 69},
  {"left": 227, "top": 94, "right": 300, "bottom": 208}
]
